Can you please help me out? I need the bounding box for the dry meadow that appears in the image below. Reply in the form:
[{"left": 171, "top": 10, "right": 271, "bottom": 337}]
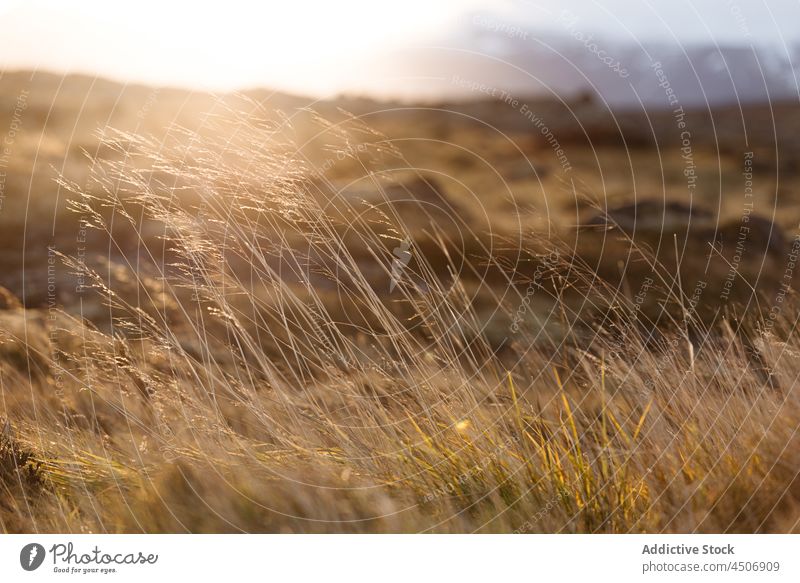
[{"left": 1, "top": 72, "right": 799, "bottom": 532}]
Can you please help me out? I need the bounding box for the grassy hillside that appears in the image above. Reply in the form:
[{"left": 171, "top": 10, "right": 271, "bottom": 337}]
[{"left": 0, "top": 71, "right": 799, "bottom": 532}]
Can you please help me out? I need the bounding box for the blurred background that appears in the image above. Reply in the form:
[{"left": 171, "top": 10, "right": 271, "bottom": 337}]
[
  {"left": 1, "top": 0, "right": 799, "bottom": 322},
  {"left": 4, "top": 0, "right": 800, "bottom": 104},
  {"left": 3, "top": 0, "right": 800, "bottom": 536}
]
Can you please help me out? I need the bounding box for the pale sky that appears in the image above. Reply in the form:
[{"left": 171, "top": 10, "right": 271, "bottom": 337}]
[{"left": 1, "top": 0, "right": 798, "bottom": 97}]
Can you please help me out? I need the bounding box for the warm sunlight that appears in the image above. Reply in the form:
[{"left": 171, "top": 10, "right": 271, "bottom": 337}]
[
  {"left": 0, "top": 0, "right": 483, "bottom": 94},
  {"left": 1, "top": 0, "right": 799, "bottom": 577}
]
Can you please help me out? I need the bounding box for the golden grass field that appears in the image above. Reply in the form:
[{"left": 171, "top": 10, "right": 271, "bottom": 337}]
[{"left": 1, "top": 71, "right": 800, "bottom": 532}]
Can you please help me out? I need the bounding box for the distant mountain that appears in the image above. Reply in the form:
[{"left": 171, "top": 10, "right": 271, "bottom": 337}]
[{"left": 378, "top": 22, "right": 800, "bottom": 108}]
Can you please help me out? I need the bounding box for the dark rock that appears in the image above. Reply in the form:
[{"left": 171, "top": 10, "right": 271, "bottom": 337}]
[
  {"left": 709, "top": 214, "right": 787, "bottom": 257},
  {"left": 582, "top": 199, "right": 713, "bottom": 233},
  {"left": 575, "top": 198, "right": 792, "bottom": 322}
]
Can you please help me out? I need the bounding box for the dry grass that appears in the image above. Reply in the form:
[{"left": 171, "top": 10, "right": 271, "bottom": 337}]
[{"left": 0, "top": 110, "right": 799, "bottom": 534}]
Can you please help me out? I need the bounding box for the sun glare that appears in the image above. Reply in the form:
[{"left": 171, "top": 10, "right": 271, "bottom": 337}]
[{"left": 0, "top": 0, "right": 483, "bottom": 95}]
